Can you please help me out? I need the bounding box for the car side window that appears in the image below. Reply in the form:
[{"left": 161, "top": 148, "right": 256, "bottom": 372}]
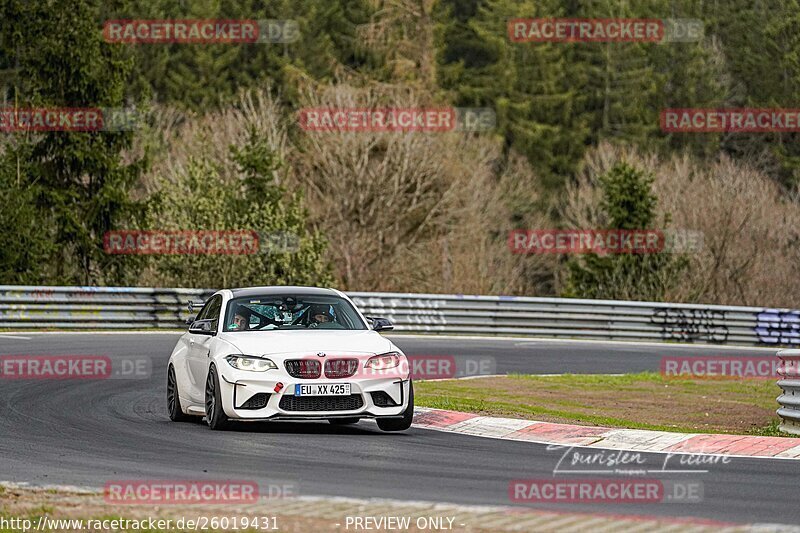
[
  {"left": 204, "top": 296, "right": 222, "bottom": 331},
  {"left": 194, "top": 298, "right": 214, "bottom": 322}
]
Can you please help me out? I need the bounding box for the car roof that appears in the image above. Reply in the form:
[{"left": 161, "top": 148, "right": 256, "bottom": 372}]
[{"left": 228, "top": 286, "right": 341, "bottom": 299}]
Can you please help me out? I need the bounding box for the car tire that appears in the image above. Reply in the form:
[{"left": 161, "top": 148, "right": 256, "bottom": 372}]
[
  {"left": 167, "top": 365, "right": 192, "bottom": 422},
  {"left": 205, "top": 365, "right": 230, "bottom": 430},
  {"left": 377, "top": 381, "right": 414, "bottom": 432},
  {"left": 328, "top": 417, "right": 360, "bottom": 425}
]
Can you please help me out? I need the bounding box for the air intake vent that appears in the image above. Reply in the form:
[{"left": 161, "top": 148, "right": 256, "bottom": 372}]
[
  {"left": 239, "top": 393, "right": 270, "bottom": 410},
  {"left": 279, "top": 394, "right": 364, "bottom": 412},
  {"left": 370, "top": 391, "right": 399, "bottom": 407}
]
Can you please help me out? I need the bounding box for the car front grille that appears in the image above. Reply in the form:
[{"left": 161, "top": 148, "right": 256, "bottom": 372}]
[
  {"left": 285, "top": 359, "right": 322, "bottom": 379},
  {"left": 324, "top": 358, "right": 359, "bottom": 378},
  {"left": 279, "top": 394, "right": 364, "bottom": 412}
]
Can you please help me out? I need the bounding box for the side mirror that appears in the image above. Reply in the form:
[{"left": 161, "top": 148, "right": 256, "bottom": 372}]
[
  {"left": 189, "top": 320, "right": 215, "bottom": 335},
  {"left": 185, "top": 315, "right": 196, "bottom": 326},
  {"left": 368, "top": 316, "right": 394, "bottom": 332}
]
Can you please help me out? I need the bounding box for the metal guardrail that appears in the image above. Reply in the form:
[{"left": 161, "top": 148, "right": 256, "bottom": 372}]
[
  {"left": 0, "top": 286, "right": 214, "bottom": 330},
  {"left": 348, "top": 292, "right": 800, "bottom": 346},
  {"left": 0, "top": 286, "right": 799, "bottom": 347},
  {"left": 777, "top": 349, "right": 800, "bottom": 435}
]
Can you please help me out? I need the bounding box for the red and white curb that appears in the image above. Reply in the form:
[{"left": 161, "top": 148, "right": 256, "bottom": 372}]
[{"left": 413, "top": 408, "right": 800, "bottom": 460}]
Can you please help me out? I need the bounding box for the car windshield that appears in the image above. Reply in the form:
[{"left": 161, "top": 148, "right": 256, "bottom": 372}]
[{"left": 223, "top": 294, "right": 367, "bottom": 332}]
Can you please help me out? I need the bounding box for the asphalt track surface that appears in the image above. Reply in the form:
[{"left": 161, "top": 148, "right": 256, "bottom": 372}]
[{"left": 0, "top": 332, "right": 795, "bottom": 526}]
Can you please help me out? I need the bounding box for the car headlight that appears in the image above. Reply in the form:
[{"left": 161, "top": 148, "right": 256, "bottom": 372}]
[
  {"left": 365, "top": 352, "right": 401, "bottom": 370},
  {"left": 225, "top": 355, "right": 278, "bottom": 372}
]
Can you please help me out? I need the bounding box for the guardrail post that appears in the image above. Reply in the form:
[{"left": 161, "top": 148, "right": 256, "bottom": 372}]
[{"left": 776, "top": 349, "right": 800, "bottom": 435}]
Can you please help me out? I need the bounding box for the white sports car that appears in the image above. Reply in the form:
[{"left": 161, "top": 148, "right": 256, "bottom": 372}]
[{"left": 167, "top": 286, "right": 413, "bottom": 431}]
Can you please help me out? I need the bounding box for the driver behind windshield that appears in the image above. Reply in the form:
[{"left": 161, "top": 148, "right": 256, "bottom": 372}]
[
  {"left": 308, "top": 304, "right": 334, "bottom": 327},
  {"left": 231, "top": 306, "right": 252, "bottom": 331}
]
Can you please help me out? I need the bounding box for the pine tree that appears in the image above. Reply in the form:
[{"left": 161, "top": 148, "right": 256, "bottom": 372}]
[
  {"left": 146, "top": 127, "right": 333, "bottom": 288},
  {"left": 0, "top": 0, "right": 146, "bottom": 284},
  {"left": 561, "top": 161, "right": 689, "bottom": 301},
  {"left": 701, "top": 0, "right": 800, "bottom": 188},
  {"left": 439, "top": 0, "right": 590, "bottom": 191},
  {"left": 761, "top": 0, "right": 800, "bottom": 187},
  {"left": 114, "top": 0, "right": 374, "bottom": 110},
  {"left": 0, "top": 143, "right": 55, "bottom": 283}
]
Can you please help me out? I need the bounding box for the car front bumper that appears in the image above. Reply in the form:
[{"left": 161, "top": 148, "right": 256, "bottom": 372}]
[{"left": 217, "top": 366, "right": 411, "bottom": 420}]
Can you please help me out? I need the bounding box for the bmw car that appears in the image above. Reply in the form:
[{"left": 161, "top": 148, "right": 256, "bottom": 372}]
[{"left": 166, "top": 286, "right": 413, "bottom": 431}]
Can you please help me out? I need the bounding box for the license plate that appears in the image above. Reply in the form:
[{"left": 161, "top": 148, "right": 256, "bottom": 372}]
[{"left": 294, "top": 383, "right": 351, "bottom": 396}]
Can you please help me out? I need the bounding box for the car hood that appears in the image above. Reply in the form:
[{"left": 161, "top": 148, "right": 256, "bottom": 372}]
[{"left": 218, "top": 330, "right": 395, "bottom": 357}]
